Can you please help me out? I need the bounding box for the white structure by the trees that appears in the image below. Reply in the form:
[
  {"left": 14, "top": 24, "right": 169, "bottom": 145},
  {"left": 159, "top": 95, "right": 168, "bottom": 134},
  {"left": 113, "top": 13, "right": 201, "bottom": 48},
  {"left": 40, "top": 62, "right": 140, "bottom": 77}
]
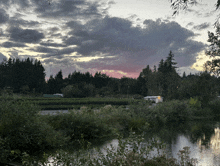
[{"left": 144, "top": 96, "right": 163, "bottom": 103}]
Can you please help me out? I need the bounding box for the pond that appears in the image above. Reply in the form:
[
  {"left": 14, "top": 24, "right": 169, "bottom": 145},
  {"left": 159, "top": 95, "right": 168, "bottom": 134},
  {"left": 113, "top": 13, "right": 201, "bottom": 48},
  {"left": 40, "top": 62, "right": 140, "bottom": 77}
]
[
  {"left": 99, "top": 120, "right": 220, "bottom": 166},
  {"left": 43, "top": 120, "right": 220, "bottom": 165}
]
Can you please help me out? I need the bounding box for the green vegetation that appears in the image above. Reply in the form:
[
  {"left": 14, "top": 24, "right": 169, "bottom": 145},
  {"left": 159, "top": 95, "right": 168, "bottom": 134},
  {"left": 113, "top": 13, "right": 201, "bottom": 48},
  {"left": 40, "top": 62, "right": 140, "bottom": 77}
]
[
  {"left": 22, "top": 132, "right": 197, "bottom": 166},
  {"left": 0, "top": 99, "right": 67, "bottom": 164},
  {"left": 0, "top": 96, "right": 141, "bottom": 110},
  {"left": 0, "top": 96, "right": 220, "bottom": 165}
]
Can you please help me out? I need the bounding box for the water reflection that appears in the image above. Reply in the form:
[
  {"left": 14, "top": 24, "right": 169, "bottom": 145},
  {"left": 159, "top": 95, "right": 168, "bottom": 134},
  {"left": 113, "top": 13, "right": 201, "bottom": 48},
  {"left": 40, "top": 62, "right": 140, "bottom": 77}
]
[
  {"left": 102, "top": 125, "right": 220, "bottom": 166},
  {"left": 210, "top": 127, "right": 220, "bottom": 154},
  {"left": 46, "top": 121, "right": 220, "bottom": 165},
  {"left": 159, "top": 121, "right": 220, "bottom": 166}
]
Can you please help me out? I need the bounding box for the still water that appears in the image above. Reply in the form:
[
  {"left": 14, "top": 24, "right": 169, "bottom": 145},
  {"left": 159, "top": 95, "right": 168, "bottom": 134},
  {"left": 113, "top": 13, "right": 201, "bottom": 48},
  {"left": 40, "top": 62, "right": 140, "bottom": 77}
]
[
  {"left": 47, "top": 120, "right": 220, "bottom": 166},
  {"left": 99, "top": 120, "right": 220, "bottom": 166}
]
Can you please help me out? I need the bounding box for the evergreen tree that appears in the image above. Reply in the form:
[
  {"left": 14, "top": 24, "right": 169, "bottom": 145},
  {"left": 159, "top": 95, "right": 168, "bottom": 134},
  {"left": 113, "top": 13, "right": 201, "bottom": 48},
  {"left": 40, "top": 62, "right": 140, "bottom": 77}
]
[
  {"left": 157, "top": 51, "right": 180, "bottom": 100},
  {"left": 0, "top": 57, "right": 46, "bottom": 93},
  {"left": 47, "top": 75, "right": 56, "bottom": 94},
  {"left": 137, "top": 65, "right": 152, "bottom": 96},
  {"left": 165, "top": 51, "right": 177, "bottom": 72},
  {"left": 54, "top": 70, "right": 64, "bottom": 93},
  {"left": 182, "top": 71, "right": 186, "bottom": 78}
]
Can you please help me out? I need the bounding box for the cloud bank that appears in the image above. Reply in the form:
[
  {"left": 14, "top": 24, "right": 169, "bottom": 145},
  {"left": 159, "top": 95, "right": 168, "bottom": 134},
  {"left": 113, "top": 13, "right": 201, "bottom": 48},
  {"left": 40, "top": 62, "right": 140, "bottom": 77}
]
[{"left": 0, "top": 0, "right": 207, "bottom": 78}]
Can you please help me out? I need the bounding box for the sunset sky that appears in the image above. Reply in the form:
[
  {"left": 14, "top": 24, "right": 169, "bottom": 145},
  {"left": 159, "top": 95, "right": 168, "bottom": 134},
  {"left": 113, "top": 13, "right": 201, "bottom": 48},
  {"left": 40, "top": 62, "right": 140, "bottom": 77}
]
[{"left": 0, "top": 0, "right": 219, "bottom": 79}]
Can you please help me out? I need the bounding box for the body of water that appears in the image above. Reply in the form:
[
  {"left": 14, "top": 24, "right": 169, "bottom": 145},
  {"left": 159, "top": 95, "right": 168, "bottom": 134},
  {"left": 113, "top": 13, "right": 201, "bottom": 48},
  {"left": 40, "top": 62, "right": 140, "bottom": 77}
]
[{"left": 100, "top": 121, "right": 220, "bottom": 166}]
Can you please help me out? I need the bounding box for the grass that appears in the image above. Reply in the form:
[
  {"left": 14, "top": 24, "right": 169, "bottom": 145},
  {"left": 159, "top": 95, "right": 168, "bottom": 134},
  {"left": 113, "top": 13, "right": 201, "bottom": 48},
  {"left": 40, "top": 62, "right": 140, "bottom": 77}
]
[{"left": 0, "top": 97, "right": 142, "bottom": 110}]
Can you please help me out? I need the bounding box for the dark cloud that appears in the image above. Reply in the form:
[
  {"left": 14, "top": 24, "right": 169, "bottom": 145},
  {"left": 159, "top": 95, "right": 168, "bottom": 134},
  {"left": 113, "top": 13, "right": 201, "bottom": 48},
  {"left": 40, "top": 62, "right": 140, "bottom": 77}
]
[
  {"left": 63, "top": 36, "right": 83, "bottom": 46},
  {"left": 32, "top": 0, "right": 101, "bottom": 19},
  {"left": 0, "top": 9, "right": 9, "bottom": 24},
  {"left": 59, "top": 17, "right": 206, "bottom": 72},
  {"left": 40, "top": 47, "right": 76, "bottom": 58},
  {"left": 8, "top": 26, "right": 44, "bottom": 43},
  {"left": 49, "top": 27, "right": 60, "bottom": 33},
  {"left": 64, "top": 17, "right": 199, "bottom": 57},
  {"left": 55, "top": 47, "right": 76, "bottom": 55},
  {"left": 29, "top": 46, "right": 57, "bottom": 53},
  {"left": 193, "top": 22, "right": 211, "bottom": 30},
  {"left": 1, "top": 41, "right": 27, "bottom": 48},
  {"left": 9, "top": 17, "right": 40, "bottom": 27},
  {"left": 0, "top": 0, "right": 30, "bottom": 10},
  {"left": 40, "top": 42, "right": 66, "bottom": 47}
]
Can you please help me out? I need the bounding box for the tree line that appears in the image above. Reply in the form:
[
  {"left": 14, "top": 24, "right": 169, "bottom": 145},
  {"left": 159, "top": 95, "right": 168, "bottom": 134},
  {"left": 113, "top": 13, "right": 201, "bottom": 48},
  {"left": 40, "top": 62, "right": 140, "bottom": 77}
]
[{"left": 0, "top": 51, "right": 219, "bottom": 104}]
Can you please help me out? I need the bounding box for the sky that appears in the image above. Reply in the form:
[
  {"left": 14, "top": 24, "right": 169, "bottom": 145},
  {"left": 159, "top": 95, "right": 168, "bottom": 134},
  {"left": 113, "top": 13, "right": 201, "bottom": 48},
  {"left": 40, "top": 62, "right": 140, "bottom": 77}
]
[{"left": 0, "top": 0, "right": 219, "bottom": 79}]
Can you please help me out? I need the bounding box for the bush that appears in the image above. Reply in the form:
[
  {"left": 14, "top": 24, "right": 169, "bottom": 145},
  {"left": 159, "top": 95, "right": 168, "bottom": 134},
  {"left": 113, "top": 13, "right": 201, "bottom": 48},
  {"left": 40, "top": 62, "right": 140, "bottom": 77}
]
[
  {"left": 0, "top": 99, "right": 67, "bottom": 163},
  {"left": 61, "top": 84, "right": 85, "bottom": 98},
  {"left": 208, "top": 98, "right": 220, "bottom": 115},
  {"left": 25, "top": 132, "right": 197, "bottom": 166},
  {"left": 46, "top": 108, "right": 113, "bottom": 144},
  {"left": 189, "top": 97, "right": 201, "bottom": 109},
  {"left": 146, "top": 100, "right": 191, "bottom": 126}
]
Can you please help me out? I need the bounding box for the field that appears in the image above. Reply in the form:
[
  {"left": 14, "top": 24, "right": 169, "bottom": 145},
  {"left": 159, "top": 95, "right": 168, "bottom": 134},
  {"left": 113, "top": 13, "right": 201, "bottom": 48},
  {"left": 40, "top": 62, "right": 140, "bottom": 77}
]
[{"left": 0, "top": 96, "right": 143, "bottom": 110}]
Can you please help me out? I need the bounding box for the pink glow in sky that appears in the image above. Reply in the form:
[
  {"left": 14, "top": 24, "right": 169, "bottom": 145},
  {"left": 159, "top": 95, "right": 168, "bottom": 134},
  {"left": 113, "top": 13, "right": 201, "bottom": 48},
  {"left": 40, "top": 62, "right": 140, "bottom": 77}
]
[{"left": 0, "top": 0, "right": 218, "bottom": 78}]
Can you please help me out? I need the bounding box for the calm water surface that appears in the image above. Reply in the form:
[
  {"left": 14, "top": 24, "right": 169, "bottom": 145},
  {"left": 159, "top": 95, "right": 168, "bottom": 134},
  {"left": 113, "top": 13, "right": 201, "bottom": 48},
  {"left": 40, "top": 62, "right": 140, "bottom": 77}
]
[
  {"left": 99, "top": 120, "right": 220, "bottom": 166},
  {"left": 46, "top": 120, "right": 220, "bottom": 166}
]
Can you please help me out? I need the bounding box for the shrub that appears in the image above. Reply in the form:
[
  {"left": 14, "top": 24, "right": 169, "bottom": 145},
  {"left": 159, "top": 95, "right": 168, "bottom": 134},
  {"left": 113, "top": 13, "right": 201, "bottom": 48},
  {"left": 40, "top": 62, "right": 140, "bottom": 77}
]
[
  {"left": 0, "top": 99, "right": 67, "bottom": 163},
  {"left": 46, "top": 108, "right": 113, "bottom": 144},
  {"left": 189, "top": 97, "right": 201, "bottom": 109},
  {"left": 208, "top": 98, "right": 220, "bottom": 115},
  {"left": 146, "top": 100, "right": 191, "bottom": 126},
  {"left": 26, "top": 132, "right": 197, "bottom": 166}
]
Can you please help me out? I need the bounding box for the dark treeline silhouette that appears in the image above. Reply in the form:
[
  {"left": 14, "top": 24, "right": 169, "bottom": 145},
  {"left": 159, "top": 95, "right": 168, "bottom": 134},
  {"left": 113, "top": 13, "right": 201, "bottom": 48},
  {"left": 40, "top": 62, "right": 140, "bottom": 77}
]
[
  {"left": 0, "top": 57, "right": 46, "bottom": 93},
  {"left": 1, "top": 51, "right": 220, "bottom": 104}
]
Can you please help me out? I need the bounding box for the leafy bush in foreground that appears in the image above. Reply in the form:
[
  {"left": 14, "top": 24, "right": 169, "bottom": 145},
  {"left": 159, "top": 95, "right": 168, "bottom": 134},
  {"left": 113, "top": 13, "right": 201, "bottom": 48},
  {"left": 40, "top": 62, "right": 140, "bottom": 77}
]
[
  {"left": 22, "top": 132, "right": 198, "bottom": 166},
  {"left": 0, "top": 99, "right": 67, "bottom": 163},
  {"left": 45, "top": 108, "right": 113, "bottom": 143}
]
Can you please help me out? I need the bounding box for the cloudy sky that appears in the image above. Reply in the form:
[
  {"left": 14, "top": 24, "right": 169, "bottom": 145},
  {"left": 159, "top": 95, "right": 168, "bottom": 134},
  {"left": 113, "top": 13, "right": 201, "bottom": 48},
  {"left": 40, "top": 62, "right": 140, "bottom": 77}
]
[{"left": 0, "top": 0, "right": 219, "bottom": 78}]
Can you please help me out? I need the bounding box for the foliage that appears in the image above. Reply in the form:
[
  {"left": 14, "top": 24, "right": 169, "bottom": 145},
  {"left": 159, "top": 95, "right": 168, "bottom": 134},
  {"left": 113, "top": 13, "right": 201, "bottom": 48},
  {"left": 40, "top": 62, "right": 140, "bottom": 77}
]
[
  {"left": 0, "top": 97, "right": 215, "bottom": 165},
  {"left": 61, "top": 84, "right": 84, "bottom": 98},
  {"left": 208, "top": 98, "right": 220, "bottom": 115},
  {"left": 21, "top": 131, "right": 197, "bottom": 166},
  {"left": 47, "top": 70, "right": 64, "bottom": 94},
  {"left": 0, "top": 99, "right": 67, "bottom": 163},
  {"left": 170, "top": 0, "right": 220, "bottom": 75},
  {"left": 130, "top": 100, "right": 192, "bottom": 129},
  {"left": 137, "top": 51, "right": 180, "bottom": 100},
  {"left": 0, "top": 58, "right": 45, "bottom": 93},
  {"left": 189, "top": 97, "right": 201, "bottom": 109},
  {"left": 45, "top": 108, "right": 114, "bottom": 144}
]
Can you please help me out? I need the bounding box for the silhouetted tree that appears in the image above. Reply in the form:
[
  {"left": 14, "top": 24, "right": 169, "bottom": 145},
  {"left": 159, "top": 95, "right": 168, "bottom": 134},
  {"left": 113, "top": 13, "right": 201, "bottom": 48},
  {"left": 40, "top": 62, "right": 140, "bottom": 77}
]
[{"left": 0, "top": 57, "right": 45, "bottom": 93}]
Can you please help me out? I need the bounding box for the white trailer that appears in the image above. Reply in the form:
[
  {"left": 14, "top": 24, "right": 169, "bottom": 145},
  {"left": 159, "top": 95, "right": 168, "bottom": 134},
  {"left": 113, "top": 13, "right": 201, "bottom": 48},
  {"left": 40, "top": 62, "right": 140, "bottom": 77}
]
[{"left": 144, "top": 96, "right": 163, "bottom": 103}]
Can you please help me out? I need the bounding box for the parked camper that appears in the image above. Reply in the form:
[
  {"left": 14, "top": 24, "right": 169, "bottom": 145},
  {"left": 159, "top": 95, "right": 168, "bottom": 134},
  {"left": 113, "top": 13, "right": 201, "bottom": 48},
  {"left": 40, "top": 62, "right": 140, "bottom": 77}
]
[
  {"left": 53, "top": 94, "right": 63, "bottom": 97},
  {"left": 144, "top": 96, "right": 163, "bottom": 103},
  {"left": 43, "top": 94, "right": 63, "bottom": 98}
]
